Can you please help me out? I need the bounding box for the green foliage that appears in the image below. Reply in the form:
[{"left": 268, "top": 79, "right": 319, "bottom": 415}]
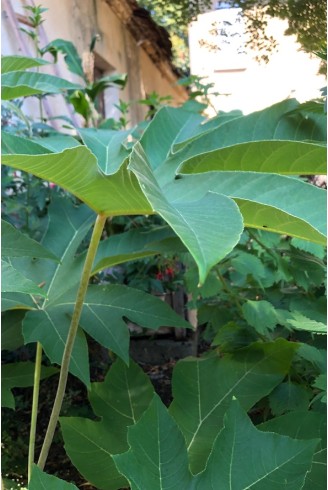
[
  {"left": 60, "top": 359, "right": 155, "bottom": 490},
  {"left": 1, "top": 35, "right": 326, "bottom": 489},
  {"left": 29, "top": 465, "right": 78, "bottom": 489}
]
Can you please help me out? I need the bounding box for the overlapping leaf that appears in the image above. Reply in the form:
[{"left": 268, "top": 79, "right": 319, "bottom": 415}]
[
  {"left": 5, "top": 198, "right": 191, "bottom": 384},
  {"left": 113, "top": 396, "right": 318, "bottom": 490},
  {"left": 1, "top": 260, "right": 47, "bottom": 296},
  {"left": 54, "top": 284, "right": 191, "bottom": 364},
  {"left": 1, "top": 219, "right": 58, "bottom": 260},
  {"left": 2, "top": 146, "right": 152, "bottom": 216},
  {"left": 129, "top": 143, "right": 244, "bottom": 285},
  {"left": 169, "top": 338, "right": 299, "bottom": 474},
  {"left": 78, "top": 127, "right": 131, "bottom": 175},
  {"left": 61, "top": 359, "right": 154, "bottom": 490},
  {"left": 259, "top": 410, "right": 327, "bottom": 489},
  {"left": 193, "top": 400, "right": 318, "bottom": 489},
  {"left": 164, "top": 172, "right": 326, "bottom": 244}
]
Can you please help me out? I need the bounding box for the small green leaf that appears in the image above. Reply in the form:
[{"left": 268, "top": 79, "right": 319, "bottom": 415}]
[
  {"left": 2, "top": 132, "right": 52, "bottom": 155},
  {"left": 287, "top": 311, "right": 327, "bottom": 333},
  {"left": 91, "top": 227, "right": 185, "bottom": 275},
  {"left": 269, "top": 381, "right": 311, "bottom": 415},
  {"left": 242, "top": 300, "right": 279, "bottom": 335},
  {"left": 43, "top": 39, "right": 84, "bottom": 79}
]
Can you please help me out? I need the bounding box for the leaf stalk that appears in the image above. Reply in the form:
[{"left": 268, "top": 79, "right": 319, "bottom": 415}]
[{"left": 37, "top": 213, "right": 107, "bottom": 470}]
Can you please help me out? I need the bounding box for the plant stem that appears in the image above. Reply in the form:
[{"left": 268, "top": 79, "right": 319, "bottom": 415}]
[
  {"left": 217, "top": 269, "right": 243, "bottom": 313},
  {"left": 28, "top": 342, "right": 43, "bottom": 482},
  {"left": 37, "top": 213, "right": 107, "bottom": 470}
]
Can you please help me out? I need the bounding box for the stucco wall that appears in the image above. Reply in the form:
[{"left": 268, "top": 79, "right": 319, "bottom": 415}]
[
  {"left": 2, "top": 0, "right": 186, "bottom": 126},
  {"left": 189, "top": 7, "right": 326, "bottom": 115}
]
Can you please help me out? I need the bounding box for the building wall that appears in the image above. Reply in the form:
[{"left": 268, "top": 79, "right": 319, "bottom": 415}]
[
  {"left": 1, "top": 0, "right": 187, "bottom": 126},
  {"left": 189, "top": 7, "right": 326, "bottom": 115}
]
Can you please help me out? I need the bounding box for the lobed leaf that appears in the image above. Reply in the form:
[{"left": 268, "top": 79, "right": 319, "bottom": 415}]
[
  {"left": 61, "top": 359, "right": 154, "bottom": 490},
  {"left": 194, "top": 400, "right": 318, "bottom": 489},
  {"left": 129, "top": 143, "right": 244, "bottom": 285},
  {"left": 2, "top": 146, "right": 152, "bottom": 216},
  {"left": 169, "top": 338, "right": 299, "bottom": 474},
  {"left": 1, "top": 219, "right": 58, "bottom": 261}
]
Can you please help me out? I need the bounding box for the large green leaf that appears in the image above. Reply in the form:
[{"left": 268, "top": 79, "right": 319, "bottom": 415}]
[
  {"left": 9, "top": 198, "right": 95, "bottom": 307},
  {"left": 194, "top": 400, "right": 318, "bottom": 489},
  {"left": 1, "top": 71, "right": 82, "bottom": 100},
  {"left": 29, "top": 465, "right": 78, "bottom": 490},
  {"left": 172, "top": 110, "right": 242, "bottom": 151},
  {"left": 61, "top": 358, "right": 154, "bottom": 490},
  {"left": 164, "top": 172, "right": 326, "bottom": 244},
  {"left": 179, "top": 140, "right": 326, "bottom": 175},
  {"left": 169, "top": 338, "right": 299, "bottom": 474},
  {"left": 2, "top": 361, "right": 57, "bottom": 409},
  {"left": 1, "top": 55, "right": 50, "bottom": 74},
  {"left": 113, "top": 395, "right": 193, "bottom": 490},
  {"left": 1, "top": 260, "right": 47, "bottom": 297},
  {"left": 139, "top": 106, "right": 204, "bottom": 170},
  {"left": 2, "top": 146, "right": 152, "bottom": 216},
  {"left": 1, "top": 219, "right": 58, "bottom": 260},
  {"left": 55, "top": 284, "right": 191, "bottom": 364},
  {"left": 78, "top": 128, "right": 131, "bottom": 175},
  {"left": 259, "top": 411, "right": 327, "bottom": 490},
  {"left": 129, "top": 143, "right": 244, "bottom": 285},
  {"left": 152, "top": 99, "right": 326, "bottom": 188},
  {"left": 1, "top": 132, "right": 53, "bottom": 155}
]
